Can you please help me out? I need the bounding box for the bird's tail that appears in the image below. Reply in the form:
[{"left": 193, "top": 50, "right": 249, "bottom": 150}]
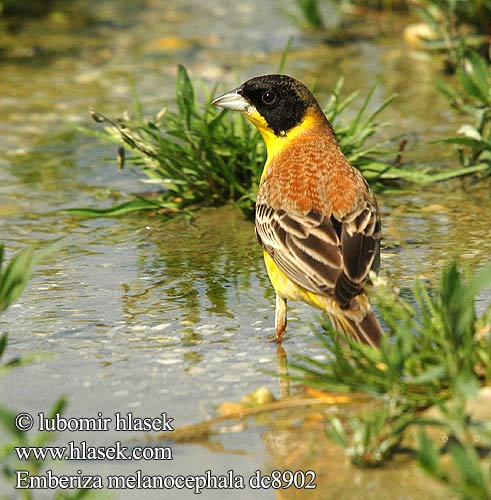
[{"left": 329, "top": 294, "right": 383, "bottom": 347}]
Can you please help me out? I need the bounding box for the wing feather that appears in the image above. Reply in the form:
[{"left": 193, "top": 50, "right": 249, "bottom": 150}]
[{"left": 255, "top": 199, "right": 381, "bottom": 307}]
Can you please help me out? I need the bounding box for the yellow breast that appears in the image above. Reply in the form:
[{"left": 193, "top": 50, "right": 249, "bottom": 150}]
[{"left": 263, "top": 251, "right": 336, "bottom": 311}]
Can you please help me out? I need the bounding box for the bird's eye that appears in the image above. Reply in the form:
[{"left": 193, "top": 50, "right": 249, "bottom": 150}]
[{"left": 262, "top": 90, "right": 277, "bottom": 105}]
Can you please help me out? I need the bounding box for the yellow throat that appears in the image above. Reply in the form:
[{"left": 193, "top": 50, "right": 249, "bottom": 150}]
[{"left": 243, "top": 107, "right": 317, "bottom": 182}]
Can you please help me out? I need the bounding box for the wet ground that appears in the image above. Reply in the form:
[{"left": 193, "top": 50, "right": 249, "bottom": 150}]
[{"left": 1, "top": 1, "right": 490, "bottom": 498}]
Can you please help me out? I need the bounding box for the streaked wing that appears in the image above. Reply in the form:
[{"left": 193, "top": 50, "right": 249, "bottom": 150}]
[
  {"left": 255, "top": 204, "right": 342, "bottom": 295},
  {"left": 335, "top": 200, "right": 381, "bottom": 307},
  {"left": 255, "top": 201, "right": 381, "bottom": 306}
]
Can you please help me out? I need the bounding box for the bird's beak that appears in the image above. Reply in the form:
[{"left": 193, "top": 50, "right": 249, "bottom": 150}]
[{"left": 212, "top": 88, "right": 249, "bottom": 112}]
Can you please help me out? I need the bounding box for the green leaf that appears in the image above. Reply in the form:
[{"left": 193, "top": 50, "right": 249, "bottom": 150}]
[
  {"left": 0, "top": 333, "right": 7, "bottom": 359},
  {"left": 326, "top": 417, "right": 349, "bottom": 448},
  {"left": 64, "top": 198, "right": 163, "bottom": 217},
  {"left": 176, "top": 64, "right": 195, "bottom": 127},
  {"left": 0, "top": 352, "right": 53, "bottom": 377},
  {"left": 278, "top": 35, "right": 293, "bottom": 73},
  {"left": 0, "top": 241, "right": 62, "bottom": 313},
  {"left": 466, "top": 264, "right": 491, "bottom": 298},
  {"left": 424, "top": 164, "right": 489, "bottom": 181},
  {"left": 467, "top": 52, "right": 491, "bottom": 104},
  {"left": 34, "top": 397, "right": 69, "bottom": 447},
  {"left": 294, "top": 0, "right": 325, "bottom": 29},
  {"left": 418, "top": 429, "right": 446, "bottom": 480},
  {"left": 457, "top": 124, "right": 482, "bottom": 141},
  {"left": 449, "top": 443, "right": 487, "bottom": 493},
  {"left": 458, "top": 70, "right": 487, "bottom": 104},
  {"left": 437, "top": 79, "right": 459, "bottom": 103},
  {"left": 436, "top": 136, "right": 491, "bottom": 148},
  {"left": 407, "top": 365, "right": 446, "bottom": 385},
  {"left": 0, "top": 246, "right": 35, "bottom": 314},
  {"left": 0, "top": 406, "right": 26, "bottom": 441}
]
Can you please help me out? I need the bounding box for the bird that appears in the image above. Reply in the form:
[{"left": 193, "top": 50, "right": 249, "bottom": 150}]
[{"left": 212, "top": 74, "right": 383, "bottom": 346}]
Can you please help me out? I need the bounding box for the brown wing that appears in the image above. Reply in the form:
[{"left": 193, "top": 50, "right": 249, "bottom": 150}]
[
  {"left": 255, "top": 199, "right": 381, "bottom": 307},
  {"left": 334, "top": 200, "right": 381, "bottom": 308}
]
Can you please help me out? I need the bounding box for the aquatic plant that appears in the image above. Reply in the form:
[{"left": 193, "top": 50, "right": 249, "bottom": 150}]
[
  {"left": 282, "top": 0, "right": 327, "bottom": 31},
  {"left": 76, "top": 65, "right": 264, "bottom": 219},
  {"left": 158, "top": 257, "right": 491, "bottom": 497},
  {"left": 0, "top": 0, "right": 61, "bottom": 18},
  {"left": 289, "top": 261, "right": 491, "bottom": 469},
  {"left": 283, "top": 0, "right": 409, "bottom": 33},
  {"left": 0, "top": 243, "right": 63, "bottom": 315},
  {"left": 0, "top": 244, "right": 85, "bottom": 500},
  {"left": 437, "top": 52, "right": 491, "bottom": 178},
  {"left": 418, "top": 404, "right": 491, "bottom": 500},
  {"left": 284, "top": 0, "right": 490, "bottom": 71},
  {"left": 0, "top": 385, "right": 69, "bottom": 500},
  {"left": 412, "top": 0, "right": 491, "bottom": 69},
  {"left": 73, "top": 64, "right": 480, "bottom": 219},
  {"left": 0, "top": 244, "right": 37, "bottom": 314}
]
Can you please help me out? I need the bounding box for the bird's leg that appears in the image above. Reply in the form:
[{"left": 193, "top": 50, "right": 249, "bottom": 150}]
[
  {"left": 276, "top": 345, "right": 290, "bottom": 398},
  {"left": 275, "top": 295, "right": 287, "bottom": 343}
]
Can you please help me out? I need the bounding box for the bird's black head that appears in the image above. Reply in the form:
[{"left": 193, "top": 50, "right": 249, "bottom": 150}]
[
  {"left": 239, "top": 74, "right": 318, "bottom": 136},
  {"left": 213, "top": 74, "right": 320, "bottom": 137}
]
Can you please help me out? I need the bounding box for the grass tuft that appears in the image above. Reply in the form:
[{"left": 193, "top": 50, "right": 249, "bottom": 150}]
[
  {"left": 0, "top": 243, "right": 56, "bottom": 314},
  {"left": 73, "top": 65, "right": 264, "bottom": 219},
  {"left": 436, "top": 52, "right": 491, "bottom": 178},
  {"left": 73, "top": 65, "right": 481, "bottom": 219},
  {"left": 289, "top": 261, "right": 491, "bottom": 467},
  {"left": 413, "top": 0, "right": 491, "bottom": 69},
  {"left": 0, "top": 243, "right": 85, "bottom": 500}
]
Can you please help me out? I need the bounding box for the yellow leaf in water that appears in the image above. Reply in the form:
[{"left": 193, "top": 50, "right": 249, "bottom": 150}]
[
  {"left": 241, "top": 387, "right": 275, "bottom": 406},
  {"left": 147, "top": 36, "right": 192, "bottom": 52},
  {"left": 403, "top": 23, "right": 439, "bottom": 49},
  {"left": 305, "top": 388, "right": 351, "bottom": 404},
  {"left": 216, "top": 402, "right": 247, "bottom": 417},
  {"left": 0, "top": 203, "right": 21, "bottom": 216},
  {"left": 420, "top": 204, "right": 448, "bottom": 213}
]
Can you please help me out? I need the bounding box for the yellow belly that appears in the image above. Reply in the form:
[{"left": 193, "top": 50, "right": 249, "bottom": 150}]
[
  {"left": 263, "top": 251, "right": 376, "bottom": 341},
  {"left": 263, "top": 251, "right": 338, "bottom": 313}
]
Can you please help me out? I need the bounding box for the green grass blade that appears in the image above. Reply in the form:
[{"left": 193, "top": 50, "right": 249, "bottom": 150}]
[
  {"left": 278, "top": 35, "right": 293, "bottom": 73},
  {"left": 64, "top": 198, "right": 162, "bottom": 217},
  {"left": 0, "top": 246, "right": 35, "bottom": 314}
]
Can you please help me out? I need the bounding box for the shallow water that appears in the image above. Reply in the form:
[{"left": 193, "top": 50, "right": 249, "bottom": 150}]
[{"left": 1, "top": 1, "right": 490, "bottom": 498}]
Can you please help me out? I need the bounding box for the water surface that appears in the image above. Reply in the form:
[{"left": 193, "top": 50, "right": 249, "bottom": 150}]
[{"left": 1, "top": 1, "right": 490, "bottom": 498}]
